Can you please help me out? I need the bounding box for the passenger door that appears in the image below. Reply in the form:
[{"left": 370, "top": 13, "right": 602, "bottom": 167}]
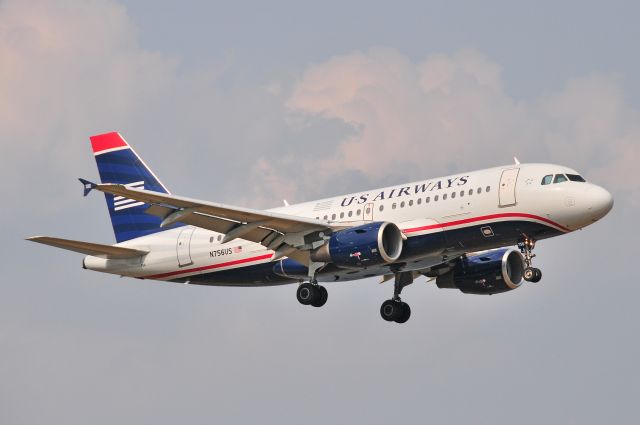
[{"left": 499, "top": 168, "right": 519, "bottom": 207}]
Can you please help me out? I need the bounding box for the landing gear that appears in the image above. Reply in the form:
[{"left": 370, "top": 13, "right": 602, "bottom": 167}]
[
  {"left": 380, "top": 272, "right": 413, "bottom": 323},
  {"left": 296, "top": 282, "right": 328, "bottom": 307},
  {"left": 524, "top": 267, "right": 542, "bottom": 283},
  {"left": 296, "top": 261, "right": 328, "bottom": 308},
  {"left": 380, "top": 300, "right": 411, "bottom": 323},
  {"left": 518, "top": 235, "right": 542, "bottom": 283}
]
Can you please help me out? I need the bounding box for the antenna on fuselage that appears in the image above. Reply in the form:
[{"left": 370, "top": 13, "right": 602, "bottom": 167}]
[{"left": 514, "top": 157, "right": 521, "bottom": 165}]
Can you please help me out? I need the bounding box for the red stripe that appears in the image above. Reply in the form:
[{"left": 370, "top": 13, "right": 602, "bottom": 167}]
[
  {"left": 144, "top": 253, "right": 274, "bottom": 279},
  {"left": 402, "top": 212, "right": 570, "bottom": 234},
  {"left": 90, "top": 132, "right": 128, "bottom": 154}
]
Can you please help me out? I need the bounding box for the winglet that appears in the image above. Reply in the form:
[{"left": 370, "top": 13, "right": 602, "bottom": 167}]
[{"left": 78, "top": 178, "right": 97, "bottom": 197}]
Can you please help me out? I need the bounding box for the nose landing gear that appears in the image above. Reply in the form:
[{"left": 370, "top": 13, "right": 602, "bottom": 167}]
[
  {"left": 380, "top": 272, "right": 413, "bottom": 323},
  {"left": 518, "top": 235, "right": 542, "bottom": 283}
]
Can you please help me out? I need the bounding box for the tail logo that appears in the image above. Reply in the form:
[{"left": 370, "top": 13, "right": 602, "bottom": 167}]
[{"left": 113, "top": 181, "right": 145, "bottom": 211}]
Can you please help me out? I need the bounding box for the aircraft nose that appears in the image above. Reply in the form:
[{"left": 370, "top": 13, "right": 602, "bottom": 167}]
[{"left": 588, "top": 185, "right": 614, "bottom": 221}]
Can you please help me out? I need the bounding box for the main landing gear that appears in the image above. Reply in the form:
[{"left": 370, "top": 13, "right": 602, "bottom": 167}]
[
  {"left": 296, "top": 261, "right": 328, "bottom": 308},
  {"left": 296, "top": 282, "right": 328, "bottom": 307},
  {"left": 380, "top": 272, "right": 412, "bottom": 324},
  {"left": 518, "top": 235, "right": 542, "bottom": 283}
]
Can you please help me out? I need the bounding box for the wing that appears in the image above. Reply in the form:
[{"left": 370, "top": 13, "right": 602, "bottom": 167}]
[
  {"left": 27, "top": 236, "right": 148, "bottom": 259},
  {"left": 88, "top": 182, "right": 346, "bottom": 265}
]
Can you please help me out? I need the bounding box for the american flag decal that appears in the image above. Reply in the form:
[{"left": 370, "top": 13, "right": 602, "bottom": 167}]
[
  {"left": 113, "top": 181, "right": 145, "bottom": 211},
  {"left": 233, "top": 246, "right": 243, "bottom": 254}
]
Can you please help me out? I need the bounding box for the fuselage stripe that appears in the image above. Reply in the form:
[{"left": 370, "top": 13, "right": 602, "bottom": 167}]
[
  {"left": 402, "top": 212, "right": 570, "bottom": 234},
  {"left": 144, "top": 253, "right": 274, "bottom": 280}
]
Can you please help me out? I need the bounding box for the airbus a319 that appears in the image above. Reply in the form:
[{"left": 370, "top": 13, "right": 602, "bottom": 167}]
[{"left": 29, "top": 132, "right": 613, "bottom": 323}]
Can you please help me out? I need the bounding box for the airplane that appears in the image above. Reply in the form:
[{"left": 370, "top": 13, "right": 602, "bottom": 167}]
[{"left": 28, "top": 132, "right": 614, "bottom": 323}]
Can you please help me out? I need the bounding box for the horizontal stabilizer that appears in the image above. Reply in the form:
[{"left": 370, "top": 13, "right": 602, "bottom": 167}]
[{"left": 26, "top": 236, "right": 148, "bottom": 259}]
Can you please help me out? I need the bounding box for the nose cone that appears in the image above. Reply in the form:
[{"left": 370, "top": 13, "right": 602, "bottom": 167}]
[{"left": 588, "top": 186, "right": 614, "bottom": 221}]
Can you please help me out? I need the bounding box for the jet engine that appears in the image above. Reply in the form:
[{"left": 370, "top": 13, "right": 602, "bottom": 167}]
[
  {"left": 310, "top": 221, "right": 403, "bottom": 268},
  {"left": 435, "top": 248, "right": 525, "bottom": 295}
]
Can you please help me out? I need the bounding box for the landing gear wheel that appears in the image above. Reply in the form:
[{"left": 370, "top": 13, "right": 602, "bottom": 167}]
[
  {"left": 524, "top": 267, "right": 542, "bottom": 283},
  {"left": 396, "top": 302, "right": 411, "bottom": 324},
  {"left": 380, "top": 300, "right": 400, "bottom": 322},
  {"left": 296, "top": 283, "right": 317, "bottom": 305},
  {"left": 380, "top": 300, "right": 411, "bottom": 323},
  {"left": 311, "top": 285, "right": 328, "bottom": 307},
  {"left": 531, "top": 268, "right": 542, "bottom": 283},
  {"left": 524, "top": 267, "right": 535, "bottom": 282}
]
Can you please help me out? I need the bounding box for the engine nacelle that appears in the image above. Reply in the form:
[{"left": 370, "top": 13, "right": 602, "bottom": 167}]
[
  {"left": 435, "top": 248, "right": 525, "bottom": 295},
  {"left": 311, "top": 221, "right": 403, "bottom": 268}
]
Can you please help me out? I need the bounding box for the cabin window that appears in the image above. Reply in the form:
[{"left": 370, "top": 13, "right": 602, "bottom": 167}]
[
  {"left": 400, "top": 201, "right": 405, "bottom": 208},
  {"left": 443, "top": 194, "right": 448, "bottom": 200},
  {"left": 348, "top": 211, "right": 353, "bottom": 218},
  {"left": 486, "top": 186, "right": 491, "bottom": 192},
  {"left": 541, "top": 175, "right": 553, "bottom": 185},
  {"left": 477, "top": 187, "right": 482, "bottom": 194},
  {"left": 460, "top": 191, "right": 464, "bottom": 197},
  {"left": 323, "top": 215, "right": 328, "bottom": 220},
  {"left": 426, "top": 197, "right": 430, "bottom": 203},
  {"left": 340, "top": 212, "right": 344, "bottom": 219},
  {"left": 451, "top": 192, "right": 456, "bottom": 199},
  {"left": 366, "top": 207, "right": 371, "bottom": 214},
  {"left": 331, "top": 214, "right": 336, "bottom": 220},
  {"left": 554, "top": 174, "right": 568, "bottom": 184},
  {"left": 357, "top": 209, "right": 362, "bottom": 215},
  {"left": 434, "top": 195, "right": 439, "bottom": 202},
  {"left": 409, "top": 199, "right": 413, "bottom": 206},
  {"left": 217, "top": 235, "right": 222, "bottom": 241},
  {"left": 392, "top": 203, "right": 397, "bottom": 209},
  {"left": 210, "top": 236, "right": 214, "bottom": 243},
  {"left": 567, "top": 174, "right": 586, "bottom": 182},
  {"left": 469, "top": 189, "right": 473, "bottom": 196},
  {"left": 417, "top": 198, "right": 422, "bottom": 205},
  {"left": 379, "top": 205, "right": 384, "bottom": 212}
]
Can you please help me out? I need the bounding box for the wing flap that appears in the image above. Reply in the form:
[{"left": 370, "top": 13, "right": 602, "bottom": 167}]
[{"left": 27, "top": 236, "right": 148, "bottom": 259}]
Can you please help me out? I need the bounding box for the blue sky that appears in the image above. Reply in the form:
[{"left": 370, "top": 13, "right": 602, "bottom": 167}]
[{"left": 1, "top": 1, "right": 639, "bottom": 424}]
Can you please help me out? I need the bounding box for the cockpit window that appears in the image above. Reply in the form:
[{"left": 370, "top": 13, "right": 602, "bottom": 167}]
[
  {"left": 553, "top": 174, "right": 568, "bottom": 184},
  {"left": 566, "top": 174, "right": 586, "bottom": 182},
  {"left": 541, "top": 175, "right": 553, "bottom": 185}
]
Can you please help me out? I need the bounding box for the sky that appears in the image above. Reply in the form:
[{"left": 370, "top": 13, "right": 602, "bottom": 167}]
[{"left": 1, "top": 1, "right": 639, "bottom": 424}]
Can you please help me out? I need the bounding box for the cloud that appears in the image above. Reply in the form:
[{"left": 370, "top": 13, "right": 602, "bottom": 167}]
[
  {"left": 284, "top": 48, "right": 640, "bottom": 205},
  {"left": 2, "top": 1, "right": 636, "bottom": 210}
]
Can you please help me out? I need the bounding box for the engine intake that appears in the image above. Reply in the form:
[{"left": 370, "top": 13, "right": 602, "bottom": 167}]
[
  {"left": 311, "top": 221, "right": 403, "bottom": 268},
  {"left": 436, "top": 248, "right": 525, "bottom": 295}
]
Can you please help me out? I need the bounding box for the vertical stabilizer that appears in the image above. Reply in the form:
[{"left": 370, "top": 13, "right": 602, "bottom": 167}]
[{"left": 90, "top": 132, "right": 182, "bottom": 242}]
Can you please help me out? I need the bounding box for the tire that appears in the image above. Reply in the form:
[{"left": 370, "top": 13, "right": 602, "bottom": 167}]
[
  {"left": 395, "top": 302, "right": 411, "bottom": 324},
  {"left": 531, "top": 268, "right": 542, "bottom": 283},
  {"left": 380, "top": 300, "right": 401, "bottom": 322},
  {"left": 297, "top": 283, "right": 317, "bottom": 305},
  {"left": 311, "top": 285, "right": 328, "bottom": 307},
  {"left": 523, "top": 267, "right": 535, "bottom": 282}
]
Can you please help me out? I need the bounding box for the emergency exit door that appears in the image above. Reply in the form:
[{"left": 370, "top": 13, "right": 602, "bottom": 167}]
[
  {"left": 363, "top": 203, "right": 374, "bottom": 220},
  {"left": 176, "top": 227, "right": 195, "bottom": 267},
  {"left": 499, "top": 168, "right": 519, "bottom": 207}
]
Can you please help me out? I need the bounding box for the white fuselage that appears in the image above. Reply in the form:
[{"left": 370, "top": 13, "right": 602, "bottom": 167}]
[{"left": 83, "top": 163, "right": 613, "bottom": 286}]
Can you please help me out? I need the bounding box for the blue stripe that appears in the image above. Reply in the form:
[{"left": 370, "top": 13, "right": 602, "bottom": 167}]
[{"left": 94, "top": 148, "right": 184, "bottom": 242}]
